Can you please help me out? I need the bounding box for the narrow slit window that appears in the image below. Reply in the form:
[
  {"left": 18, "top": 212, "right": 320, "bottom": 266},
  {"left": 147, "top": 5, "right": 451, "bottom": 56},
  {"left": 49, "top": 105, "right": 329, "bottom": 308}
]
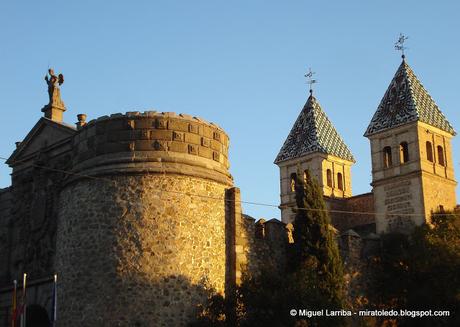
[
  {"left": 326, "top": 169, "right": 332, "bottom": 187},
  {"left": 383, "top": 146, "right": 392, "bottom": 168},
  {"left": 290, "top": 173, "right": 297, "bottom": 192},
  {"left": 426, "top": 141, "right": 433, "bottom": 162},
  {"left": 399, "top": 142, "right": 409, "bottom": 163},
  {"left": 337, "top": 172, "right": 343, "bottom": 191},
  {"left": 437, "top": 145, "right": 445, "bottom": 166}
]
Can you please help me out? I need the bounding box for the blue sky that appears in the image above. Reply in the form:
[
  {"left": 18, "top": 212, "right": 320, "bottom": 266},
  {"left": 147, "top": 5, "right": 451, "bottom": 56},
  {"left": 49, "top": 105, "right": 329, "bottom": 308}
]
[{"left": 1, "top": 1, "right": 459, "bottom": 219}]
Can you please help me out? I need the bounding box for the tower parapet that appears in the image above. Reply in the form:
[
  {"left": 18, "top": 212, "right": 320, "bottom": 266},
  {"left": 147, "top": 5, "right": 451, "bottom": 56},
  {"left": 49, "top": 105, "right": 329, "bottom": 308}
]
[{"left": 69, "top": 111, "right": 232, "bottom": 184}]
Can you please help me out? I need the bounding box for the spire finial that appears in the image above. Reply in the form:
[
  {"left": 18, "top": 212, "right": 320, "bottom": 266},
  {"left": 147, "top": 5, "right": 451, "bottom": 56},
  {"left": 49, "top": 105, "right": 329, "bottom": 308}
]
[
  {"left": 305, "top": 68, "right": 317, "bottom": 95},
  {"left": 395, "top": 33, "right": 409, "bottom": 60}
]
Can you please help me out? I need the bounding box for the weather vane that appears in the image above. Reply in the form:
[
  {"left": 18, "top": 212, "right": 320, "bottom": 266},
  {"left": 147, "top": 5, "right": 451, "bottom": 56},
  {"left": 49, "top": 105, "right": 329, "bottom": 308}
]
[
  {"left": 305, "top": 68, "right": 317, "bottom": 95},
  {"left": 395, "top": 33, "right": 409, "bottom": 59}
]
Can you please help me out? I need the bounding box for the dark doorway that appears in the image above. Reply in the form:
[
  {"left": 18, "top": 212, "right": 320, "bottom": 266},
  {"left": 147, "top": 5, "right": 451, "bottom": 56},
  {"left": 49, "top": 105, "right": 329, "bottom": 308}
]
[{"left": 26, "top": 305, "right": 50, "bottom": 327}]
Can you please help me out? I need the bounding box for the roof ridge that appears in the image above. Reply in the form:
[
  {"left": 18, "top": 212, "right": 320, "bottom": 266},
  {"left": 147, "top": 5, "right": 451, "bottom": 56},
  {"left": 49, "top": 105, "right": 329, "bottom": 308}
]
[
  {"left": 402, "top": 62, "right": 421, "bottom": 121},
  {"left": 307, "top": 96, "right": 322, "bottom": 150},
  {"left": 405, "top": 62, "right": 456, "bottom": 135}
]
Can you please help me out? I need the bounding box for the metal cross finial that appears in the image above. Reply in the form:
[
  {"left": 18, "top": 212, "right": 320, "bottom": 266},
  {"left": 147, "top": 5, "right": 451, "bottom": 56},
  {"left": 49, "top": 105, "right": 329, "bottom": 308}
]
[
  {"left": 395, "top": 33, "right": 409, "bottom": 59},
  {"left": 305, "top": 68, "right": 317, "bottom": 95}
]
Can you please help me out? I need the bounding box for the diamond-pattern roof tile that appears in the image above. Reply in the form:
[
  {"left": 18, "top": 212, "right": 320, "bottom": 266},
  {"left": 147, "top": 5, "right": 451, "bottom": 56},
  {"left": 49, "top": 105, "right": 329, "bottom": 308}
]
[
  {"left": 274, "top": 95, "right": 355, "bottom": 164},
  {"left": 364, "top": 60, "right": 456, "bottom": 137}
]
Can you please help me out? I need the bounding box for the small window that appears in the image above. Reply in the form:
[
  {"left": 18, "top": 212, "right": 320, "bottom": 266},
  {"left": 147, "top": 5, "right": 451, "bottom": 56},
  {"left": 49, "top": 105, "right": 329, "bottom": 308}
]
[
  {"left": 383, "top": 146, "right": 392, "bottom": 168},
  {"left": 437, "top": 146, "right": 445, "bottom": 166},
  {"left": 303, "top": 170, "right": 309, "bottom": 185},
  {"left": 290, "top": 173, "right": 297, "bottom": 192},
  {"left": 326, "top": 169, "right": 332, "bottom": 187},
  {"left": 399, "top": 142, "right": 409, "bottom": 163},
  {"left": 426, "top": 141, "right": 433, "bottom": 162},
  {"left": 337, "top": 172, "right": 343, "bottom": 191}
]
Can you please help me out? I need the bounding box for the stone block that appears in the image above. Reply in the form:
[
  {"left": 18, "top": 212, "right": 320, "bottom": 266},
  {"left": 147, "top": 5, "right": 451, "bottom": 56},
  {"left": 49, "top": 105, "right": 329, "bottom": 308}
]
[
  {"left": 173, "top": 131, "right": 184, "bottom": 142},
  {"left": 169, "top": 141, "right": 188, "bottom": 153},
  {"left": 152, "top": 140, "right": 168, "bottom": 151},
  {"left": 201, "top": 137, "right": 210, "bottom": 147},
  {"left": 151, "top": 130, "right": 173, "bottom": 141},
  {"left": 188, "top": 144, "right": 198, "bottom": 155},
  {"left": 201, "top": 125, "right": 213, "bottom": 139},
  {"left": 188, "top": 123, "right": 199, "bottom": 134},
  {"left": 210, "top": 140, "right": 221, "bottom": 151},
  {"left": 185, "top": 133, "right": 201, "bottom": 145},
  {"left": 198, "top": 147, "right": 212, "bottom": 159},
  {"left": 154, "top": 118, "right": 168, "bottom": 129},
  {"left": 169, "top": 119, "right": 189, "bottom": 132}
]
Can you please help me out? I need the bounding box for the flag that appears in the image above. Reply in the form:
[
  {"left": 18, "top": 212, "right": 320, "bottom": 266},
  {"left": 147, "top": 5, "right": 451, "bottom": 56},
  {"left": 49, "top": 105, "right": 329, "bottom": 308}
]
[
  {"left": 19, "top": 273, "right": 27, "bottom": 327},
  {"left": 11, "top": 280, "right": 17, "bottom": 327},
  {"left": 51, "top": 274, "right": 57, "bottom": 326}
]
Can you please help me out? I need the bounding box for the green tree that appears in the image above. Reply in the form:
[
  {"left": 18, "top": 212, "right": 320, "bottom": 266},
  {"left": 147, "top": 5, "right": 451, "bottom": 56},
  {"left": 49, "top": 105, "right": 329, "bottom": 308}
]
[
  {"left": 371, "top": 210, "right": 460, "bottom": 327},
  {"left": 193, "top": 168, "right": 348, "bottom": 327},
  {"left": 289, "top": 168, "right": 347, "bottom": 326}
]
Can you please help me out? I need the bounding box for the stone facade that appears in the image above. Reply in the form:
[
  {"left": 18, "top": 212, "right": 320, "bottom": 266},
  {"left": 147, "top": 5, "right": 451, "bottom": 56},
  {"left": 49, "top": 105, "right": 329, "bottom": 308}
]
[
  {"left": 368, "top": 121, "right": 457, "bottom": 233},
  {"left": 277, "top": 154, "right": 354, "bottom": 224}
]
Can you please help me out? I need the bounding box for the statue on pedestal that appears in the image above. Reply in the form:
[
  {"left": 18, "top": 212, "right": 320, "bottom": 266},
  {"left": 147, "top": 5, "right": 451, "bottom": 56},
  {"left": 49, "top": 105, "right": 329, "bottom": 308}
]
[
  {"left": 44, "top": 68, "right": 65, "bottom": 108},
  {"left": 42, "top": 68, "right": 66, "bottom": 121}
]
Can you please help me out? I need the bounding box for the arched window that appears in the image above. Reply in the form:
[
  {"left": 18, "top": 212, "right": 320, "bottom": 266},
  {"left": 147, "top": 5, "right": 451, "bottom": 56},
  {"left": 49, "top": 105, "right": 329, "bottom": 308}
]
[
  {"left": 326, "top": 169, "right": 332, "bottom": 187},
  {"left": 437, "top": 145, "right": 445, "bottom": 166},
  {"left": 303, "top": 170, "right": 309, "bottom": 185},
  {"left": 337, "top": 172, "right": 343, "bottom": 191},
  {"left": 290, "top": 173, "right": 297, "bottom": 192},
  {"left": 399, "top": 142, "right": 409, "bottom": 163},
  {"left": 383, "top": 146, "right": 392, "bottom": 168},
  {"left": 426, "top": 141, "right": 433, "bottom": 162}
]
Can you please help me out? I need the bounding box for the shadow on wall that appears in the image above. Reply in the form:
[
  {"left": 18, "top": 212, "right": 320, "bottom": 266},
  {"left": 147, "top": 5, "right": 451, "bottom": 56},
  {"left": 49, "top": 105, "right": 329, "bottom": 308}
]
[
  {"left": 119, "top": 274, "right": 223, "bottom": 327},
  {"left": 58, "top": 273, "right": 222, "bottom": 327}
]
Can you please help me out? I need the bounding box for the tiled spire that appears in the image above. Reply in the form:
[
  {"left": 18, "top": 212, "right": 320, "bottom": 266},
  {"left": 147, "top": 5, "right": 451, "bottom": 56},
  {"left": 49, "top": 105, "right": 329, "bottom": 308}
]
[
  {"left": 274, "top": 95, "right": 355, "bottom": 164},
  {"left": 364, "top": 60, "right": 456, "bottom": 137}
]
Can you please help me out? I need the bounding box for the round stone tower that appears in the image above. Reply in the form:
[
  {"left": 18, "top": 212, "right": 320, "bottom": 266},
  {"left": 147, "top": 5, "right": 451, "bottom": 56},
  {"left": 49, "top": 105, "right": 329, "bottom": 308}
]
[{"left": 55, "top": 111, "right": 233, "bottom": 326}]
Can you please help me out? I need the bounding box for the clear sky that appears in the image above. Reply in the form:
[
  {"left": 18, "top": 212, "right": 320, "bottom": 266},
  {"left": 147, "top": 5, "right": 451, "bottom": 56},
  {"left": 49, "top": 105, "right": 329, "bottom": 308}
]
[{"left": 1, "top": 1, "right": 459, "bottom": 219}]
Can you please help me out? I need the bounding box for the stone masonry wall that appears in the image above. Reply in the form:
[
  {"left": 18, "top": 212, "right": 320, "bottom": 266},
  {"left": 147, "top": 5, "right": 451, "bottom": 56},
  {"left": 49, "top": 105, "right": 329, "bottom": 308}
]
[
  {"left": 327, "top": 193, "right": 375, "bottom": 233},
  {"left": 56, "top": 174, "right": 228, "bottom": 327},
  {"left": 0, "top": 188, "right": 12, "bottom": 283}
]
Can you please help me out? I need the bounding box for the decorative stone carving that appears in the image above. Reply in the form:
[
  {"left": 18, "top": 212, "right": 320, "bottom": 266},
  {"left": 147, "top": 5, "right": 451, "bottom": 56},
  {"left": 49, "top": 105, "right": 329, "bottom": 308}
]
[{"left": 188, "top": 144, "right": 197, "bottom": 155}]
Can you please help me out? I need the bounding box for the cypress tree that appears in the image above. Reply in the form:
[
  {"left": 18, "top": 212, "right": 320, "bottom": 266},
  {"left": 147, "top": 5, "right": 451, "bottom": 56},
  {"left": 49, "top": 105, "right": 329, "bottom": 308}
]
[{"left": 290, "top": 168, "right": 345, "bottom": 309}]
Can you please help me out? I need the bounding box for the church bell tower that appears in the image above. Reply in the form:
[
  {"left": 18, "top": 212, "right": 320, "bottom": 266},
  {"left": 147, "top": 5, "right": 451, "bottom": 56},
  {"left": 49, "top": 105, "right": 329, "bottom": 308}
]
[
  {"left": 365, "top": 56, "right": 457, "bottom": 233},
  {"left": 275, "top": 73, "right": 355, "bottom": 223}
]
